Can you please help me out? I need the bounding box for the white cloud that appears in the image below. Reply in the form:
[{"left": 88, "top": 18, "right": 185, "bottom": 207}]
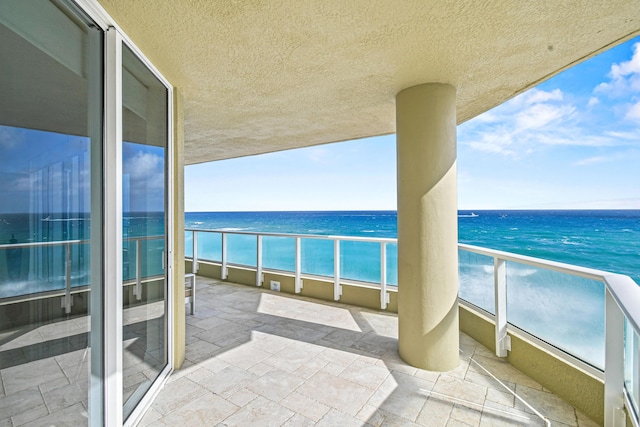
[
  {"left": 515, "top": 103, "right": 575, "bottom": 130},
  {"left": 461, "top": 51, "right": 640, "bottom": 159},
  {"left": 604, "top": 129, "right": 640, "bottom": 140},
  {"left": 0, "top": 126, "right": 23, "bottom": 150},
  {"left": 573, "top": 156, "right": 610, "bottom": 166},
  {"left": 124, "top": 151, "right": 163, "bottom": 181},
  {"left": 522, "top": 88, "right": 563, "bottom": 105},
  {"left": 625, "top": 100, "right": 640, "bottom": 122},
  {"left": 460, "top": 88, "right": 599, "bottom": 157},
  {"left": 595, "top": 42, "right": 640, "bottom": 96},
  {"left": 610, "top": 43, "right": 640, "bottom": 79},
  {"left": 307, "top": 147, "right": 329, "bottom": 163}
]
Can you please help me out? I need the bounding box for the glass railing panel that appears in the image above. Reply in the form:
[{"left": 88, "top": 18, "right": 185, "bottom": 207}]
[
  {"left": 198, "top": 231, "right": 222, "bottom": 262},
  {"left": 263, "top": 236, "right": 295, "bottom": 272},
  {"left": 227, "top": 233, "right": 257, "bottom": 267},
  {"left": 625, "top": 319, "right": 640, "bottom": 416},
  {"left": 0, "top": 243, "right": 91, "bottom": 298},
  {"left": 301, "top": 238, "right": 334, "bottom": 277},
  {"left": 141, "top": 238, "right": 165, "bottom": 277},
  {"left": 123, "top": 241, "right": 137, "bottom": 282},
  {"left": 70, "top": 243, "right": 90, "bottom": 287},
  {"left": 458, "top": 249, "right": 495, "bottom": 314},
  {"left": 0, "top": 246, "right": 30, "bottom": 298},
  {"left": 386, "top": 243, "right": 398, "bottom": 287},
  {"left": 506, "top": 261, "right": 605, "bottom": 369},
  {"left": 185, "top": 231, "right": 193, "bottom": 258},
  {"left": 340, "top": 240, "right": 380, "bottom": 283}
]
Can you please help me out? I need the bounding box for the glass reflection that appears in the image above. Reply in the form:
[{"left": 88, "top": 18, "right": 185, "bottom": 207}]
[
  {"left": 0, "top": 0, "right": 102, "bottom": 424},
  {"left": 121, "top": 45, "right": 168, "bottom": 419}
]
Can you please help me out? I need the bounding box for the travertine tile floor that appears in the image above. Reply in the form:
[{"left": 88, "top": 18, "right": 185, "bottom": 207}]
[{"left": 142, "top": 277, "right": 600, "bottom": 427}]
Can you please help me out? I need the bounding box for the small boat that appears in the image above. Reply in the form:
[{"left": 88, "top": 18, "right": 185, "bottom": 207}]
[{"left": 458, "top": 212, "right": 479, "bottom": 218}]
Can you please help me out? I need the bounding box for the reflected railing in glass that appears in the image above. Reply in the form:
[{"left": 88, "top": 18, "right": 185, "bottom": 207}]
[
  {"left": 458, "top": 248, "right": 495, "bottom": 314},
  {"left": 0, "top": 240, "right": 89, "bottom": 300},
  {"left": 386, "top": 243, "right": 398, "bottom": 286},
  {"left": 625, "top": 320, "right": 640, "bottom": 417},
  {"left": 0, "top": 236, "right": 164, "bottom": 302},
  {"left": 506, "top": 261, "right": 605, "bottom": 369}
]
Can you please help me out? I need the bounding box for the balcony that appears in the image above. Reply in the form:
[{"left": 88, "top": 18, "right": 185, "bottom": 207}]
[
  {"left": 184, "top": 228, "right": 640, "bottom": 426},
  {"left": 141, "top": 276, "right": 596, "bottom": 426}
]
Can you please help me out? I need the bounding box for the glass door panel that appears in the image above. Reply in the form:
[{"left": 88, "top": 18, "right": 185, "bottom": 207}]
[
  {"left": 121, "top": 45, "right": 169, "bottom": 419},
  {"left": 0, "top": 0, "right": 103, "bottom": 425}
]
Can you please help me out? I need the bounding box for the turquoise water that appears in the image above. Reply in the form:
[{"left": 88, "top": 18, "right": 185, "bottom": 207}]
[
  {"left": 0, "top": 212, "right": 165, "bottom": 298},
  {"left": 185, "top": 210, "right": 640, "bottom": 282},
  {"left": 185, "top": 209, "right": 640, "bottom": 369}
]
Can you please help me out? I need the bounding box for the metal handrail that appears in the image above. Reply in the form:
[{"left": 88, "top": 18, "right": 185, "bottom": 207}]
[{"left": 184, "top": 227, "right": 397, "bottom": 243}]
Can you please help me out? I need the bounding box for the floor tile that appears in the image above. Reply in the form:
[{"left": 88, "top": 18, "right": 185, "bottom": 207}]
[
  {"left": 2, "top": 357, "right": 66, "bottom": 395},
  {"left": 42, "top": 381, "right": 87, "bottom": 413},
  {"left": 0, "top": 386, "right": 45, "bottom": 419},
  {"left": 158, "top": 392, "right": 238, "bottom": 426},
  {"left": 221, "top": 395, "right": 294, "bottom": 427},
  {"left": 280, "top": 390, "right": 331, "bottom": 422},
  {"left": 339, "top": 358, "right": 390, "bottom": 389},
  {"left": 11, "top": 403, "right": 48, "bottom": 427},
  {"left": 217, "top": 342, "right": 271, "bottom": 369},
  {"left": 514, "top": 384, "right": 578, "bottom": 426},
  {"left": 245, "top": 369, "right": 305, "bottom": 402},
  {"left": 296, "top": 371, "right": 374, "bottom": 416},
  {"left": 315, "top": 408, "right": 363, "bottom": 427}
]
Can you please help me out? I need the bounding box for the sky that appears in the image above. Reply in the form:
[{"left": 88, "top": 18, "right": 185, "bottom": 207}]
[
  {"left": 0, "top": 127, "right": 165, "bottom": 214},
  {"left": 186, "top": 37, "right": 640, "bottom": 212}
]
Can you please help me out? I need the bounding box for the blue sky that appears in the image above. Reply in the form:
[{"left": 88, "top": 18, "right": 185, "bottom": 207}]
[
  {"left": 0, "top": 128, "right": 165, "bottom": 214},
  {"left": 186, "top": 37, "right": 640, "bottom": 211}
]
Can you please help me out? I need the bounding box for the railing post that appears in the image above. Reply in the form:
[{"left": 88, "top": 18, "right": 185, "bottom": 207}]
[
  {"left": 62, "top": 242, "right": 72, "bottom": 314},
  {"left": 192, "top": 230, "right": 199, "bottom": 274},
  {"left": 380, "top": 242, "right": 389, "bottom": 310},
  {"left": 295, "top": 237, "right": 302, "bottom": 293},
  {"left": 333, "top": 239, "right": 341, "bottom": 301},
  {"left": 605, "top": 288, "right": 627, "bottom": 427},
  {"left": 134, "top": 239, "right": 142, "bottom": 301},
  {"left": 221, "top": 232, "right": 228, "bottom": 280},
  {"left": 256, "top": 235, "right": 263, "bottom": 287},
  {"left": 494, "top": 257, "right": 510, "bottom": 357},
  {"left": 632, "top": 330, "right": 640, "bottom": 420}
]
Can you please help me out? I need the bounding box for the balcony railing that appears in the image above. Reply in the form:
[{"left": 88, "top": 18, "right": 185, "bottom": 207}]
[
  {"left": 186, "top": 227, "right": 640, "bottom": 427},
  {"left": 0, "top": 235, "right": 164, "bottom": 313}
]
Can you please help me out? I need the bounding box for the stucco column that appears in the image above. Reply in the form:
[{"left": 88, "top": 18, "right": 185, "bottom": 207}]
[
  {"left": 173, "top": 88, "right": 186, "bottom": 369},
  {"left": 396, "top": 83, "right": 459, "bottom": 371}
]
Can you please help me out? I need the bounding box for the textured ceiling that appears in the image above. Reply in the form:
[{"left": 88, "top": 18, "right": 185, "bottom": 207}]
[{"left": 98, "top": 0, "right": 640, "bottom": 165}]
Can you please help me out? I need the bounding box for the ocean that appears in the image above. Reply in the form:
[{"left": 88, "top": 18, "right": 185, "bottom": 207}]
[{"left": 185, "top": 209, "right": 640, "bottom": 283}]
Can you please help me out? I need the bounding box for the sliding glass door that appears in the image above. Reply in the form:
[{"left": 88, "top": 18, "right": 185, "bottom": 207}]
[
  {"left": 121, "top": 44, "right": 169, "bottom": 420},
  {"left": 0, "top": 1, "right": 173, "bottom": 425}
]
